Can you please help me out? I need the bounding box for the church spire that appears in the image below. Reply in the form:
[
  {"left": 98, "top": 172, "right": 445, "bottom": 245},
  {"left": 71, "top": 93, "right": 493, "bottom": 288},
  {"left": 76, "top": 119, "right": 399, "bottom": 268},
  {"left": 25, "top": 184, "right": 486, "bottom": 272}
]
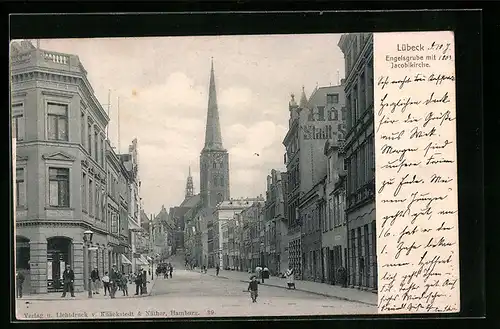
[
  {"left": 185, "top": 166, "right": 194, "bottom": 199},
  {"left": 203, "top": 58, "right": 225, "bottom": 151}
]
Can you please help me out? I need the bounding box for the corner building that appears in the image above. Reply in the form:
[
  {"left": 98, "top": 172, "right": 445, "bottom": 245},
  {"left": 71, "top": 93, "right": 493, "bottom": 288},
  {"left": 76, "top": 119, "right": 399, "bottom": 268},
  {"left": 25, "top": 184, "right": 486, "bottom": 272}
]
[
  {"left": 12, "top": 41, "right": 110, "bottom": 294},
  {"left": 338, "top": 33, "right": 377, "bottom": 290}
]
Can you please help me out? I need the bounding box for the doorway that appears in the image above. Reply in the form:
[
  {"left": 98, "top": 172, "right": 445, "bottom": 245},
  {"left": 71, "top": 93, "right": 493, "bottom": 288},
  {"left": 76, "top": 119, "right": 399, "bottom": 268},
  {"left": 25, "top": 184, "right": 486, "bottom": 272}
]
[{"left": 47, "top": 237, "right": 72, "bottom": 292}]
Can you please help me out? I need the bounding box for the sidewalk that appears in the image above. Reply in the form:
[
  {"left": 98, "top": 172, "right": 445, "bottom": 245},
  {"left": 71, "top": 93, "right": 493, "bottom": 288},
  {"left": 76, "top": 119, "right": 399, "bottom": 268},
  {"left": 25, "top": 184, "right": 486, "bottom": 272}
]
[
  {"left": 18, "top": 277, "right": 158, "bottom": 301},
  {"left": 206, "top": 269, "right": 377, "bottom": 306}
]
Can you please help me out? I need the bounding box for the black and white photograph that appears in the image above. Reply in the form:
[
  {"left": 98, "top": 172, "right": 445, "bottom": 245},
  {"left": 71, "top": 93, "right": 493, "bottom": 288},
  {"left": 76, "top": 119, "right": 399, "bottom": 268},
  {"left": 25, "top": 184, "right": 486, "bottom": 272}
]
[
  {"left": 11, "top": 24, "right": 466, "bottom": 319},
  {"left": 11, "top": 33, "right": 378, "bottom": 318}
]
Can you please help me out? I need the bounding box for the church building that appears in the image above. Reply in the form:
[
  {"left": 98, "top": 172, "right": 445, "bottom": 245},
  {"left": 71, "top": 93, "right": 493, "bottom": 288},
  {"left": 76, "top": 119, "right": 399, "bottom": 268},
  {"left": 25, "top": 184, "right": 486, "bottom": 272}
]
[{"left": 182, "top": 59, "right": 231, "bottom": 268}]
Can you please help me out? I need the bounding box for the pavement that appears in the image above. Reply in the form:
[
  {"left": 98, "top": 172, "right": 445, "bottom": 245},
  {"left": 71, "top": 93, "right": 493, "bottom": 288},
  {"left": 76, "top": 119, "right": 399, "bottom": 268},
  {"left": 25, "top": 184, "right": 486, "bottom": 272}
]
[
  {"left": 202, "top": 269, "right": 377, "bottom": 306},
  {"left": 16, "top": 264, "right": 376, "bottom": 319},
  {"left": 18, "top": 276, "right": 158, "bottom": 301}
]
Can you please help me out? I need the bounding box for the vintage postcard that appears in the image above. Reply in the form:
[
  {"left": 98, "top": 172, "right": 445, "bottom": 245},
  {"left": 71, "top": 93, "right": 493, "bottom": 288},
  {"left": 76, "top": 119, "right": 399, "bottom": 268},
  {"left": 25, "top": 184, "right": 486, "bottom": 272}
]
[{"left": 11, "top": 31, "right": 459, "bottom": 320}]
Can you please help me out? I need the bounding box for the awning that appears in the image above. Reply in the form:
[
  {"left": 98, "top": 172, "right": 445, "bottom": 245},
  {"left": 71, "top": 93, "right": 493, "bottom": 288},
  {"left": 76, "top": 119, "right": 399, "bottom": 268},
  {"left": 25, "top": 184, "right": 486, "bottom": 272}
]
[
  {"left": 121, "top": 254, "right": 132, "bottom": 265},
  {"left": 138, "top": 255, "right": 149, "bottom": 265}
]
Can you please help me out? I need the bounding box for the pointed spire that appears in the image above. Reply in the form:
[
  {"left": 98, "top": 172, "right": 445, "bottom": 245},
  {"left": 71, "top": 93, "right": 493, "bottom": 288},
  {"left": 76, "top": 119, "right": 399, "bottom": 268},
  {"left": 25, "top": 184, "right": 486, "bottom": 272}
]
[
  {"left": 299, "top": 86, "right": 308, "bottom": 108},
  {"left": 185, "top": 166, "right": 194, "bottom": 199},
  {"left": 203, "top": 58, "right": 224, "bottom": 151}
]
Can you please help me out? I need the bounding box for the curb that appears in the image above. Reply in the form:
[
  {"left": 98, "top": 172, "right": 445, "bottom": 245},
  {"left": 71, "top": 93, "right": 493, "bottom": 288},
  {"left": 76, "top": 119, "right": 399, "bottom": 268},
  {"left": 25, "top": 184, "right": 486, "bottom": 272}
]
[
  {"left": 236, "top": 279, "right": 377, "bottom": 306},
  {"left": 20, "top": 280, "right": 158, "bottom": 302},
  {"left": 206, "top": 271, "right": 377, "bottom": 306}
]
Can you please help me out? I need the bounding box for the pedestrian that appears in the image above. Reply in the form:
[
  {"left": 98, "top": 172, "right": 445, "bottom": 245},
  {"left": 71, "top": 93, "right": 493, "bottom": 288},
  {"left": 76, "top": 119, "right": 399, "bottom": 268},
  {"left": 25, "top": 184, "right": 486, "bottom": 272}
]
[
  {"left": 61, "top": 264, "right": 75, "bottom": 298},
  {"left": 16, "top": 270, "right": 25, "bottom": 298},
  {"left": 262, "top": 266, "right": 269, "bottom": 283},
  {"left": 285, "top": 267, "right": 295, "bottom": 289},
  {"left": 91, "top": 267, "right": 100, "bottom": 295},
  {"left": 169, "top": 264, "right": 173, "bottom": 278},
  {"left": 247, "top": 275, "right": 259, "bottom": 303},
  {"left": 141, "top": 270, "right": 147, "bottom": 294},
  {"left": 337, "top": 266, "right": 347, "bottom": 288},
  {"left": 216, "top": 264, "right": 220, "bottom": 276},
  {"left": 102, "top": 272, "right": 110, "bottom": 296},
  {"left": 109, "top": 264, "right": 120, "bottom": 299},
  {"left": 121, "top": 272, "right": 129, "bottom": 296},
  {"left": 255, "top": 266, "right": 262, "bottom": 283},
  {"left": 134, "top": 270, "right": 142, "bottom": 295}
]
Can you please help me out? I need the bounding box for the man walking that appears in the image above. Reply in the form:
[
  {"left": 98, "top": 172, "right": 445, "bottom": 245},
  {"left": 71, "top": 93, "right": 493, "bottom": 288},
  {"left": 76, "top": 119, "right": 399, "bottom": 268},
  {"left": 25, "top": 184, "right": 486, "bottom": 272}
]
[
  {"left": 90, "top": 267, "right": 100, "bottom": 295},
  {"left": 61, "top": 264, "right": 75, "bottom": 298},
  {"left": 16, "top": 270, "right": 25, "bottom": 298},
  {"left": 109, "top": 264, "right": 120, "bottom": 299},
  {"left": 216, "top": 264, "right": 220, "bottom": 276},
  {"left": 168, "top": 263, "right": 173, "bottom": 279}
]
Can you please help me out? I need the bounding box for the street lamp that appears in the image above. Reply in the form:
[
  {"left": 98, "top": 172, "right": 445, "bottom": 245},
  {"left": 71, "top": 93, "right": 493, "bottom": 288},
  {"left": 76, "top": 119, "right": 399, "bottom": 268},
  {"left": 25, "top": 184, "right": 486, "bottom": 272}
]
[{"left": 83, "top": 230, "right": 94, "bottom": 299}]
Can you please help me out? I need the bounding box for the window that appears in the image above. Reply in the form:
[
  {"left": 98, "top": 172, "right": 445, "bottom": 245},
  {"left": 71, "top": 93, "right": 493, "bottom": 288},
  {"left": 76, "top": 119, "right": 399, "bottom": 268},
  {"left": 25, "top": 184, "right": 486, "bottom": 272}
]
[
  {"left": 82, "top": 172, "right": 87, "bottom": 211},
  {"left": 213, "top": 175, "right": 218, "bottom": 186},
  {"left": 89, "top": 179, "right": 94, "bottom": 216},
  {"left": 47, "top": 103, "right": 68, "bottom": 141},
  {"left": 12, "top": 104, "right": 25, "bottom": 141},
  {"left": 16, "top": 168, "right": 26, "bottom": 207},
  {"left": 213, "top": 162, "right": 217, "bottom": 169},
  {"left": 95, "top": 184, "right": 100, "bottom": 220},
  {"left": 100, "top": 137, "right": 104, "bottom": 166},
  {"left": 327, "top": 94, "right": 339, "bottom": 104},
  {"left": 94, "top": 131, "right": 99, "bottom": 163},
  {"left": 88, "top": 123, "right": 93, "bottom": 155},
  {"left": 328, "top": 198, "right": 334, "bottom": 230},
  {"left": 49, "top": 168, "right": 69, "bottom": 207},
  {"left": 80, "top": 112, "right": 86, "bottom": 148},
  {"left": 220, "top": 176, "right": 224, "bottom": 186},
  {"left": 111, "top": 212, "right": 118, "bottom": 234}
]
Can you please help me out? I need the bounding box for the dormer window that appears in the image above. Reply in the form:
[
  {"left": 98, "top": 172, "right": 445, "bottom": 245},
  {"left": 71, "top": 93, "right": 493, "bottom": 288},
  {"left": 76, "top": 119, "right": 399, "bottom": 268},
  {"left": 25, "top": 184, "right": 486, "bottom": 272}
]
[{"left": 327, "top": 93, "right": 339, "bottom": 104}]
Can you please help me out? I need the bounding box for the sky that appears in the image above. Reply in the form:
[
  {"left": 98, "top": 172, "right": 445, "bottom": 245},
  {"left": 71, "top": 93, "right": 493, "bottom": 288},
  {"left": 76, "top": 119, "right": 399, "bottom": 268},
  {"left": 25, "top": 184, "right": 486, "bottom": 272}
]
[{"left": 35, "top": 34, "right": 346, "bottom": 215}]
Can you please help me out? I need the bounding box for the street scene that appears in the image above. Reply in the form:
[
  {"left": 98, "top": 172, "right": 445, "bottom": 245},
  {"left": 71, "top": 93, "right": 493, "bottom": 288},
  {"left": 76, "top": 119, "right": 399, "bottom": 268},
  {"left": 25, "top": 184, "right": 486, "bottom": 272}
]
[
  {"left": 17, "top": 254, "right": 376, "bottom": 319},
  {"left": 12, "top": 33, "right": 377, "bottom": 319}
]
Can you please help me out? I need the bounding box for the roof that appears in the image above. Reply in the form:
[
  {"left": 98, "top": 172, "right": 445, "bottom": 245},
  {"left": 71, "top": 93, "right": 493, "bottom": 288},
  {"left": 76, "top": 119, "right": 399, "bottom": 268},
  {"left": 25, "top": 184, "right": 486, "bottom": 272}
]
[
  {"left": 180, "top": 194, "right": 201, "bottom": 208},
  {"left": 203, "top": 59, "right": 225, "bottom": 151}
]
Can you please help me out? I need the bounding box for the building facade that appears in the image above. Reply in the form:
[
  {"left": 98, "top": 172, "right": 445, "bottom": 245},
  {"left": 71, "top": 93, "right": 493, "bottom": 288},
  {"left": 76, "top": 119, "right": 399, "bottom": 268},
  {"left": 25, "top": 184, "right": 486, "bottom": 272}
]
[
  {"left": 12, "top": 41, "right": 114, "bottom": 294},
  {"left": 264, "top": 170, "right": 288, "bottom": 276},
  {"left": 119, "top": 139, "right": 143, "bottom": 273},
  {"left": 338, "top": 33, "right": 377, "bottom": 290},
  {"left": 322, "top": 137, "right": 348, "bottom": 285}
]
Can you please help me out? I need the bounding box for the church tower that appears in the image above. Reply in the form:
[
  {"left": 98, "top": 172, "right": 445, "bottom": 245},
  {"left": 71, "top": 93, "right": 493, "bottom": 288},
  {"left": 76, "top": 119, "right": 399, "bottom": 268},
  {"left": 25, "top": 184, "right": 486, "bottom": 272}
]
[
  {"left": 200, "top": 59, "right": 230, "bottom": 208},
  {"left": 185, "top": 166, "right": 194, "bottom": 199}
]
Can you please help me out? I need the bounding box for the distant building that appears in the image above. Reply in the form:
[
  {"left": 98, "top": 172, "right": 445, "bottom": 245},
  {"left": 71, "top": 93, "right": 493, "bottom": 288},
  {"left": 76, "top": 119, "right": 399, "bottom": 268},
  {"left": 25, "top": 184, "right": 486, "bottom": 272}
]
[
  {"left": 119, "top": 139, "right": 143, "bottom": 273},
  {"left": 264, "top": 170, "right": 288, "bottom": 275},
  {"left": 215, "top": 197, "right": 263, "bottom": 269},
  {"left": 338, "top": 33, "right": 376, "bottom": 290}
]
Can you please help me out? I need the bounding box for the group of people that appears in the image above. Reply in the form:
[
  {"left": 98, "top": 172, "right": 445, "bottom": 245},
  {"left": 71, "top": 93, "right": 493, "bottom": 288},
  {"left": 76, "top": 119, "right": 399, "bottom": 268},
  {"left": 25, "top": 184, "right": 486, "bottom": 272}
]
[
  {"left": 90, "top": 265, "right": 150, "bottom": 298},
  {"left": 155, "top": 263, "right": 173, "bottom": 279},
  {"left": 15, "top": 264, "right": 151, "bottom": 299}
]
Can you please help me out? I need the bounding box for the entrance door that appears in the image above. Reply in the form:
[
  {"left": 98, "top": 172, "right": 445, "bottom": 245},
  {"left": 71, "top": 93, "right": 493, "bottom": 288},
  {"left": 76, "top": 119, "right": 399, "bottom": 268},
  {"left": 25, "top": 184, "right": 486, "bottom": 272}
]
[
  {"left": 47, "top": 237, "right": 71, "bottom": 292},
  {"left": 329, "top": 250, "right": 335, "bottom": 284}
]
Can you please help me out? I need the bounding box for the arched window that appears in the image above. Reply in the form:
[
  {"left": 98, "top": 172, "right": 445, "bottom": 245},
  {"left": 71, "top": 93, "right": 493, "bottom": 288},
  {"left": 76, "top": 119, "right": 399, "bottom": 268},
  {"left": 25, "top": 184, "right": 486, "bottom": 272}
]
[
  {"left": 213, "top": 162, "right": 217, "bottom": 169},
  {"left": 213, "top": 175, "right": 218, "bottom": 186}
]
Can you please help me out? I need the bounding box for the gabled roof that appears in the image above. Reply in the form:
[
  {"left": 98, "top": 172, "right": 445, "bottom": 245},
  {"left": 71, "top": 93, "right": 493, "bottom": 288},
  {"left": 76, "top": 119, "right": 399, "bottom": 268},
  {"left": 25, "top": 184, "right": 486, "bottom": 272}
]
[{"left": 180, "top": 193, "right": 201, "bottom": 208}]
